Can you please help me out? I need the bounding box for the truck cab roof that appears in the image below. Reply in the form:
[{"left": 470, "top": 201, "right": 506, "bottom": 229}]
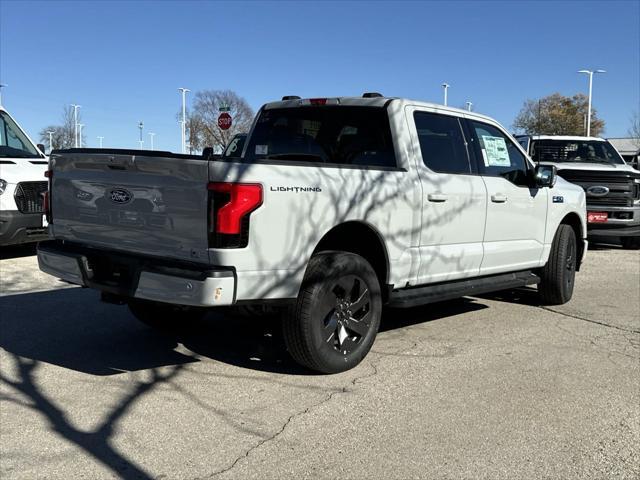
[{"left": 519, "top": 135, "right": 606, "bottom": 142}]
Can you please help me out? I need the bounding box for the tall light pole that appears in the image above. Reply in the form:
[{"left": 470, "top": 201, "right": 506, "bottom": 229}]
[
  {"left": 138, "top": 121, "right": 144, "bottom": 149},
  {"left": 0, "top": 84, "right": 7, "bottom": 106},
  {"left": 47, "top": 130, "right": 55, "bottom": 152},
  {"left": 578, "top": 69, "right": 606, "bottom": 137},
  {"left": 78, "top": 124, "right": 84, "bottom": 147},
  {"left": 71, "top": 104, "right": 81, "bottom": 147},
  {"left": 178, "top": 87, "right": 190, "bottom": 153},
  {"left": 97, "top": 136, "right": 104, "bottom": 148},
  {"left": 441, "top": 83, "right": 450, "bottom": 106},
  {"left": 149, "top": 132, "right": 155, "bottom": 150},
  {"left": 465, "top": 101, "right": 473, "bottom": 112}
]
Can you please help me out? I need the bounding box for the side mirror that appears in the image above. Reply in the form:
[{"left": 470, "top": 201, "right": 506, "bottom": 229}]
[
  {"left": 37, "top": 143, "right": 47, "bottom": 154},
  {"left": 534, "top": 164, "right": 557, "bottom": 188}
]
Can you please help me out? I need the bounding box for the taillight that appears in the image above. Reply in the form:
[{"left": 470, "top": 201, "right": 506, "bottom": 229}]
[
  {"left": 207, "top": 182, "right": 263, "bottom": 248},
  {"left": 44, "top": 169, "right": 53, "bottom": 223}
]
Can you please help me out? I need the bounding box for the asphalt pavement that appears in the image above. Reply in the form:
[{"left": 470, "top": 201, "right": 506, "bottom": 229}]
[{"left": 0, "top": 243, "right": 638, "bottom": 479}]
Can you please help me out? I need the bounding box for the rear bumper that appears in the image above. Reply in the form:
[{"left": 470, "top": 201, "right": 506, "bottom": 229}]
[
  {"left": 0, "top": 211, "right": 49, "bottom": 246},
  {"left": 37, "top": 241, "right": 236, "bottom": 306}
]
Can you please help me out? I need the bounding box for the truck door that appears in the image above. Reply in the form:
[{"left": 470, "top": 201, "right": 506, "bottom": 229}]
[
  {"left": 408, "top": 107, "right": 487, "bottom": 284},
  {"left": 466, "top": 119, "right": 547, "bottom": 275}
]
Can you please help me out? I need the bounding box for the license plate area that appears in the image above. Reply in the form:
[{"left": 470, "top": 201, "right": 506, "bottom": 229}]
[{"left": 587, "top": 211, "right": 609, "bottom": 223}]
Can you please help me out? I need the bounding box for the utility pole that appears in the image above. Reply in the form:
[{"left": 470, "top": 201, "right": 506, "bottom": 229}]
[
  {"left": 97, "top": 136, "right": 104, "bottom": 148},
  {"left": 149, "top": 132, "right": 155, "bottom": 150},
  {"left": 47, "top": 130, "right": 55, "bottom": 152},
  {"left": 465, "top": 101, "right": 473, "bottom": 112},
  {"left": 441, "top": 83, "right": 450, "bottom": 106},
  {"left": 178, "top": 87, "right": 190, "bottom": 153},
  {"left": 578, "top": 69, "right": 606, "bottom": 137},
  {"left": 138, "top": 121, "right": 144, "bottom": 149},
  {"left": 78, "top": 124, "right": 84, "bottom": 147},
  {"left": 71, "top": 104, "right": 81, "bottom": 147},
  {"left": 0, "top": 84, "right": 7, "bottom": 106}
]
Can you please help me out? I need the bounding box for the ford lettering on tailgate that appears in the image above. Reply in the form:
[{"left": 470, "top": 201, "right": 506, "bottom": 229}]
[{"left": 109, "top": 188, "right": 133, "bottom": 205}]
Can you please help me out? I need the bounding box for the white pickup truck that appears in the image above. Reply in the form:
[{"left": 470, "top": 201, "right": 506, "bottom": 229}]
[
  {"left": 38, "top": 94, "right": 587, "bottom": 373},
  {"left": 0, "top": 106, "right": 49, "bottom": 246}
]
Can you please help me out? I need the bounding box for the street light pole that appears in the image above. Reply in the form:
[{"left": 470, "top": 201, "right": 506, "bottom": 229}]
[
  {"left": 138, "top": 121, "right": 144, "bottom": 149},
  {"left": 149, "top": 132, "right": 155, "bottom": 151},
  {"left": 0, "top": 84, "right": 7, "bottom": 106},
  {"left": 97, "top": 136, "right": 104, "bottom": 148},
  {"left": 78, "top": 124, "right": 84, "bottom": 147},
  {"left": 71, "top": 104, "right": 81, "bottom": 147},
  {"left": 178, "top": 87, "right": 190, "bottom": 154},
  {"left": 441, "top": 83, "right": 450, "bottom": 106},
  {"left": 465, "top": 101, "right": 473, "bottom": 112},
  {"left": 578, "top": 69, "right": 606, "bottom": 137},
  {"left": 47, "top": 131, "right": 55, "bottom": 152}
]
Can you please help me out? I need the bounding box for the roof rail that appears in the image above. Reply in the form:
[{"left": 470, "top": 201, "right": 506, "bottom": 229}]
[
  {"left": 282, "top": 95, "right": 301, "bottom": 100},
  {"left": 362, "top": 92, "right": 383, "bottom": 98}
]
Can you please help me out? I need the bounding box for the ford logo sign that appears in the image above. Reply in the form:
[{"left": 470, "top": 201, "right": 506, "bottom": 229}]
[
  {"left": 586, "top": 186, "right": 609, "bottom": 197},
  {"left": 109, "top": 188, "right": 133, "bottom": 204}
]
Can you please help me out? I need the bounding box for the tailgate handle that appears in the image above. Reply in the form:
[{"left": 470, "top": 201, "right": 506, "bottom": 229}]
[{"left": 427, "top": 193, "right": 448, "bottom": 202}]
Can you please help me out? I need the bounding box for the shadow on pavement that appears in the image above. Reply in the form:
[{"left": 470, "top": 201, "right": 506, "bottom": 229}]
[
  {"left": 0, "top": 288, "right": 491, "bottom": 377},
  {"left": 0, "top": 243, "right": 38, "bottom": 260}
]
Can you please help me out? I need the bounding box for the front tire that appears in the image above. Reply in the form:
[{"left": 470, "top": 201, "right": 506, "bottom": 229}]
[
  {"left": 128, "top": 298, "right": 207, "bottom": 330},
  {"left": 621, "top": 237, "right": 640, "bottom": 250},
  {"left": 283, "top": 252, "right": 382, "bottom": 374},
  {"left": 538, "top": 224, "right": 577, "bottom": 305}
]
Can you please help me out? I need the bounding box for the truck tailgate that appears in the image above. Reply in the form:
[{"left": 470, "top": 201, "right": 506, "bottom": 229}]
[{"left": 50, "top": 150, "right": 211, "bottom": 264}]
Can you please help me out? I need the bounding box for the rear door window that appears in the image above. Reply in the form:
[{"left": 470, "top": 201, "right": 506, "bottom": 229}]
[
  {"left": 414, "top": 112, "right": 471, "bottom": 174},
  {"left": 245, "top": 106, "right": 397, "bottom": 168}
]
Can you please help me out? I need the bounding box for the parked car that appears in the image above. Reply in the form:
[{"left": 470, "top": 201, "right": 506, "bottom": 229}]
[
  {"left": 38, "top": 94, "right": 587, "bottom": 373},
  {"left": 0, "top": 106, "right": 49, "bottom": 246},
  {"left": 516, "top": 135, "right": 640, "bottom": 249}
]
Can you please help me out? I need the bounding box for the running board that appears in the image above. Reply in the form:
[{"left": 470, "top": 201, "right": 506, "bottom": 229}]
[{"left": 387, "top": 271, "right": 540, "bottom": 308}]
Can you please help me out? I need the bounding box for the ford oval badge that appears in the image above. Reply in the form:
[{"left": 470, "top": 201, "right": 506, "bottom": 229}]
[
  {"left": 109, "top": 188, "right": 133, "bottom": 205},
  {"left": 586, "top": 186, "right": 609, "bottom": 197}
]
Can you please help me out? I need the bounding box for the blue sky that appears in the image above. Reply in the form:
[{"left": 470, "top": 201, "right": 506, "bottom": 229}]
[{"left": 1, "top": 0, "right": 638, "bottom": 152}]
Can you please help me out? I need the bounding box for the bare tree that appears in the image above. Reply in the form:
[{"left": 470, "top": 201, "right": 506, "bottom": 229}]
[
  {"left": 39, "top": 105, "right": 83, "bottom": 150},
  {"left": 187, "top": 90, "right": 254, "bottom": 153},
  {"left": 629, "top": 111, "right": 640, "bottom": 148},
  {"left": 513, "top": 93, "right": 605, "bottom": 137}
]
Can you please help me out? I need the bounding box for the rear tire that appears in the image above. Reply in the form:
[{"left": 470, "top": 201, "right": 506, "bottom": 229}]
[
  {"left": 621, "top": 237, "right": 640, "bottom": 250},
  {"left": 283, "top": 252, "right": 382, "bottom": 374},
  {"left": 538, "top": 224, "right": 577, "bottom": 305},
  {"left": 128, "top": 298, "right": 207, "bottom": 330}
]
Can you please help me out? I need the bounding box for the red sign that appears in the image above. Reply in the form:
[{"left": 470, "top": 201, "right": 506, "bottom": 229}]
[
  {"left": 587, "top": 211, "right": 608, "bottom": 223},
  {"left": 218, "top": 112, "right": 232, "bottom": 130}
]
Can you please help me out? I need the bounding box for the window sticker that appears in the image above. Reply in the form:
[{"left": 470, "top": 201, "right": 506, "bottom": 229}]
[
  {"left": 481, "top": 135, "right": 510, "bottom": 167},
  {"left": 255, "top": 144, "right": 268, "bottom": 155}
]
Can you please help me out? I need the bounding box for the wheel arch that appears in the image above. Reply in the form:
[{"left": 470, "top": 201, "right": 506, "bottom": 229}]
[
  {"left": 560, "top": 212, "right": 585, "bottom": 271},
  {"left": 312, "top": 220, "right": 391, "bottom": 300}
]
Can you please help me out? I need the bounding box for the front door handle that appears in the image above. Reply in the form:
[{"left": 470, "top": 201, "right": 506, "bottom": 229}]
[
  {"left": 427, "top": 193, "right": 448, "bottom": 202},
  {"left": 491, "top": 193, "right": 508, "bottom": 203}
]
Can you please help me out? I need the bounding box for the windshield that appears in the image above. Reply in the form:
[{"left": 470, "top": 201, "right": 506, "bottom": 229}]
[
  {"left": 0, "top": 111, "right": 41, "bottom": 158},
  {"left": 530, "top": 139, "right": 624, "bottom": 165},
  {"left": 244, "top": 106, "right": 397, "bottom": 167}
]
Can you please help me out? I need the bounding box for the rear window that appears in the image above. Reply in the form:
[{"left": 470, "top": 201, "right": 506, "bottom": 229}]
[{"left": 244, "top": 106, "right": 397, "bottom": 168}]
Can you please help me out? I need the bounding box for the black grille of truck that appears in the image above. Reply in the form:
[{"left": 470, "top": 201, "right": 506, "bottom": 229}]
[
  {"left": 557, "top": 170, "right": 640, "bottom": 208},
  {"left": 14, "top": 181, "right": 48, "bottom": 214}
]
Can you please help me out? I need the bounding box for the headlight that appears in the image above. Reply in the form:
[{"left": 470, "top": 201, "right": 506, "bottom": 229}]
[{"left": 0, "top": 179, "right": 7, "bottom": 195}]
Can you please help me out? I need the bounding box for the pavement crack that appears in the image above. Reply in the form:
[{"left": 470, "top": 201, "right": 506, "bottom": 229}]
[
  {"left": 541, "top": 306, "right": 640, "bottom": 334},
  {"left": 204, "top": 362, "right": 379, "bottom": 479}
]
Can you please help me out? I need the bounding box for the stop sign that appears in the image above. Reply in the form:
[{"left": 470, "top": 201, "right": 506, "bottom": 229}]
[{"left": 218, "top": 112, "right": 232, "bottom": 130}]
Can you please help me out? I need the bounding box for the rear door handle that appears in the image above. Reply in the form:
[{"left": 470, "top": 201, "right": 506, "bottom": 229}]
[
  {"left": 427, "top": 193, "right": 448, "bottom": 203},
  {"left": 491, "top": 193, "right": 508, "bottom": 203}
]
